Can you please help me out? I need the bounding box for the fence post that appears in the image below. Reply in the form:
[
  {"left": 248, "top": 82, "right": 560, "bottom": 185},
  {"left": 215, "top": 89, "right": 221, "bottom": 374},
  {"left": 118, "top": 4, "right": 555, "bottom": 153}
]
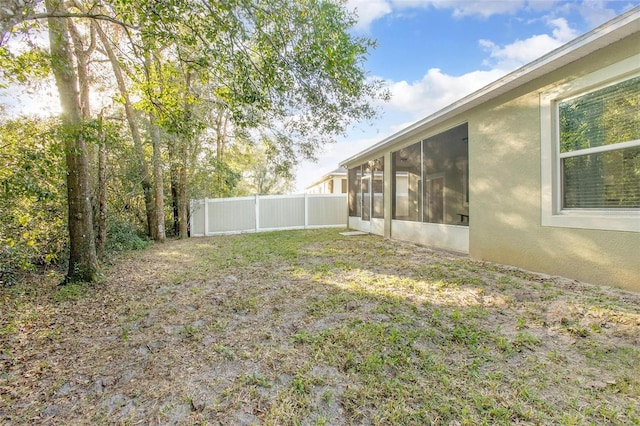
[
  {"left": 304, "top": 193, "right": 309, "bottom": 229},
  {"left": 255, "top": 194, "right": 260, "bottom": 232},
  {"left": 203, "top": 197, "right": 209, "bottom": 236},
  {"left": 189, "top": 200, "right": 194, "bottom": 236}
]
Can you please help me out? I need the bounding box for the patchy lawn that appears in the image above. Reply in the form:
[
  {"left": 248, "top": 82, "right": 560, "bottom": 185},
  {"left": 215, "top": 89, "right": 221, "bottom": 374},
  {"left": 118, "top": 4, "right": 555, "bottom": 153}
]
[{"left": 1, "top": 229, "right": 639, "bottom": 425}]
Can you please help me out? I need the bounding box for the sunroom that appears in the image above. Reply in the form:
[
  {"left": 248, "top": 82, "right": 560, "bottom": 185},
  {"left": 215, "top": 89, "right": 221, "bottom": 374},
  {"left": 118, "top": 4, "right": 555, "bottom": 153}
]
[{"left": 346, "top": 123, "right": 470, "bottom": 253}]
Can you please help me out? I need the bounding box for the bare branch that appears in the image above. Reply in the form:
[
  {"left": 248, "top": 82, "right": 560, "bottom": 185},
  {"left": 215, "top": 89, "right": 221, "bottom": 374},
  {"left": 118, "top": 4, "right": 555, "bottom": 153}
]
[{"left": 27, "top": 11, "right": 136, "bottom": 30}]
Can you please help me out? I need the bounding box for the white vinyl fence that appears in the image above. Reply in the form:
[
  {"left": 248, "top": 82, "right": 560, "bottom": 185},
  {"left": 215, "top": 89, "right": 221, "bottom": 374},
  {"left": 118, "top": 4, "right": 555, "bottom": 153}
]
[{"left": 190, "top": 193, "right": 347, "bottom": 237}]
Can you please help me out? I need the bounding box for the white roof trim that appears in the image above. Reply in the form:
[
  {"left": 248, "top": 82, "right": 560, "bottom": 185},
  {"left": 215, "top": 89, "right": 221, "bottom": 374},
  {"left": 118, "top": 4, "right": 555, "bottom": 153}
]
[{"left": 341, "top": 6, "right": 640, "bottom": 167}]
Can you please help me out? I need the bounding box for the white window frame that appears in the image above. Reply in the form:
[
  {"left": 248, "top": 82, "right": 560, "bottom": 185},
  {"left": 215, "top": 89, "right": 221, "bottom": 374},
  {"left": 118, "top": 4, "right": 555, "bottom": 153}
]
[{"left": 540, "top": 54, "right": 640, "bottom": 233}]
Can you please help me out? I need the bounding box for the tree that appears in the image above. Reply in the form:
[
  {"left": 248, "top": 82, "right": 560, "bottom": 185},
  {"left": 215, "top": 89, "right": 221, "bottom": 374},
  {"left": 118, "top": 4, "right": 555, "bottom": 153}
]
[
  {"left": 94, "top": 20, "right": 159, "bottom": 240},
  {"left": 2, "top": 0, "right": 387, "bottom": 276},
  {"left": 237, "top": 141, "right": 294, "bottom": 195},
  {"left": 45, "top": 0, "right": 98, "bottom": 283}
]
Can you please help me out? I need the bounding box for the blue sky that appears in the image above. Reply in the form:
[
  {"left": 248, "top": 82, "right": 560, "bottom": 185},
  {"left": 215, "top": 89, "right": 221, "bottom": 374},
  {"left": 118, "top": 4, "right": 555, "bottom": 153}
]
[{"left": 295, "top": 0, "right": 640, "bottom": 191}]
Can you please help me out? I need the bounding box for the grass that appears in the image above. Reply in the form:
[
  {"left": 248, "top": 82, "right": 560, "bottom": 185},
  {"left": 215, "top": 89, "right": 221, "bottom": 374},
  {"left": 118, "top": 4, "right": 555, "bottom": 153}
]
[{"left": 1, "top": 228, "right": 639, "bottom": 425}]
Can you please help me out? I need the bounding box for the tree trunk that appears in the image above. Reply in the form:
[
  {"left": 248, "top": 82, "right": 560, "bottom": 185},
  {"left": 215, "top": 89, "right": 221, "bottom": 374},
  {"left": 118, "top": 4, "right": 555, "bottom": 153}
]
[
  {"left": 168, "top": 141, "right": 180, "bottom": 236},
  {"left": 149, "top": 114, "right": 166, "bottom": 242},
  {"left": 96, "top": 112, "right": 107, "bottom": 259},
  {"left": 95, "top": 22, "right": 157, "bottom": 239},
  {"left": 215, "top": 108, "right": 228, "bottom": 196},
  {"left": 46, "top": 0, "right": 98, "bottom": 283},
  {"left": 178, "top": 155, "right": 188, "bottom": 238},
  {"left": 67, "top": 19, "right": 93, "bottom": 119}
]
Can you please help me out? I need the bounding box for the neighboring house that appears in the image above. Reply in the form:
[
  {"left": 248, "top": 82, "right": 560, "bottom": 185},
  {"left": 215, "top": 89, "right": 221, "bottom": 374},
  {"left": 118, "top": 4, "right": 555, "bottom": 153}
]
[
  {"left": 341, "top": 7, "right": 640, "bottom": 292},
  {"left": 306, "top": 167, "right": 348, "bottom": 194}
]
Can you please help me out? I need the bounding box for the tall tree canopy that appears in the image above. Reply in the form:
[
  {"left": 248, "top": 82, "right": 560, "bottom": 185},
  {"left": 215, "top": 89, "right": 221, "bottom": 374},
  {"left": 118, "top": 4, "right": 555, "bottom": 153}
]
[{"left": 0, "top": 0, "right": 388, "bottom": 283}]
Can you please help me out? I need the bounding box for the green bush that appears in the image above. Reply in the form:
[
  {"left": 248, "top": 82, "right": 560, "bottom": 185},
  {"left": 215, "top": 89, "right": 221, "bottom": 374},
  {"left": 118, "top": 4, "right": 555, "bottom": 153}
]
[
  {"left": 0, "top": 118, "right": 68, "bottom": 283},
  {"left": 106, "top": 219, "right": 150, "bottom": 254}
]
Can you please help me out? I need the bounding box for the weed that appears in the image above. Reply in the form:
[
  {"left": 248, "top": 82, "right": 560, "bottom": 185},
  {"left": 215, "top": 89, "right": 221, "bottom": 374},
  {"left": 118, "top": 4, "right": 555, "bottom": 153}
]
[
  {"left": 228, "top": 296, "right": 258, "bottom": 314},
  {"left": 0, "top": 321, "right": 17, "bottom": 336},
  {"left": 181, "top": 324, "right": 203, "bottom": 341},
  {"left": 512, "top": 332, "right": 542, "bottom": 350},
  {"left": 451, "top": 323, "right": 485, "bottom": 347},
  {"left": 516, "top": 316, "right": 528, "bottom": 330},
  {"left": 207, "top": 319, "right": 228, "bottom": 332},
  {"left": 547, "top": 350, "right": 567, "bottom": 364},
  {"left": 291, "top": 330, "right": 318, "bottom": 345},
  {"left": 242, "top": 372, "right": 272, "bottom": 388},
  {"left": 212, "top": 343, "right": 235, "bottom": 359},
  {"left": 568, "top": 327, "right": 590, "bottom": 338},
  {"left": 121, "top": 326, "right": 130, "bottom": 341}
]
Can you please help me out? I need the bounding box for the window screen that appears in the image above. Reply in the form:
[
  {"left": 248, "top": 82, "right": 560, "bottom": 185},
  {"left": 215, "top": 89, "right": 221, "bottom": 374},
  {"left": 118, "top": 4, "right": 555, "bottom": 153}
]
[
  {"left": 348, "top": 167, "right": 361, "bottom": 216},
  {"left": 372, "top": 158, "right": 384, "bottom": 219},
  {"left": 422, "top": 124, "right": 468, "bottom": 225},
  {"left": 392, "top": 143, "right": 421, "bottom": 221},
  {"left": 362, "top": 162, "right": 371, "bottom": 220}
]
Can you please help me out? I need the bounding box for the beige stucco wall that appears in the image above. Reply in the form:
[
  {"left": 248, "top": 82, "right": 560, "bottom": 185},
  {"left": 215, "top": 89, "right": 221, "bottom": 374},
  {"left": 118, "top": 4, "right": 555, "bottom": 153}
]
[{"left": 468, "top": 33, "right": 640, "bottom": 292}]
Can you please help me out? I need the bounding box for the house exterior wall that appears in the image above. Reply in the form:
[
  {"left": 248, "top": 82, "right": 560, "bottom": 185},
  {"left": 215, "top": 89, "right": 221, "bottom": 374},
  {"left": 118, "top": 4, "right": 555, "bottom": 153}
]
[
  {"left": 344, "top": 30, "right": 640, "bottom": 292},
  {"left": 307, "top": 176, "right": 347, "bottom": 194},
  {"left": 393, "top": 220, "right": 469, "bottom": 252},
  {"left": 468, "top": 33, "right": 640, "bottom": 292}
]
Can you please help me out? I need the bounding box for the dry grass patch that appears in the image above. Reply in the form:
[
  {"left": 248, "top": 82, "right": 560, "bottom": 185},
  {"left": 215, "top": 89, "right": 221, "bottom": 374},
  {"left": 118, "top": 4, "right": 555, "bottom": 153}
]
[{"left": 1, "top": 229, "right": 639, "bottom": 425}]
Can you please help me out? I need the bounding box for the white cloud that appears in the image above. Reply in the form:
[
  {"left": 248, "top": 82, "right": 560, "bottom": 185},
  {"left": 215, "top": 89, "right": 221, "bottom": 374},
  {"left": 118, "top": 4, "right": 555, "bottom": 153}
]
[
  {"left": 479, "top": 17, "right": 579, "bottom": 70},
  {"left": 346, "top": 0, "right": 392, "bottom": 31},
  {"left": 384, "top": 67, "right": 506, "bottom": 116},
  {"left": 376, "top": 0, "right": 529, "bottom": 19},
  {"left": 294, "top": 63, "right": 508, "bottom": 192},
  {"left": 574, "top": 0, "right": 619, "bottom": 28},
  {"left": 424, "top": 0, "right": 527, "bottom": 18},
  {"left": 346, "top": 0, "right": 626, "bottom": 32},
  {"left": 346, "top": 0, "right": 535, "bottom": 31},
  {"left": 549, "top": 17, "right": 579, "bottom": 41}
]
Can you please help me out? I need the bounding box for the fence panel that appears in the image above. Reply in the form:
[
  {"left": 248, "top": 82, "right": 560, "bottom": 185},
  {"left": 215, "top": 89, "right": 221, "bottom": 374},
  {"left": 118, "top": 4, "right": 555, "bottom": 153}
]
[
  {"left": 308, "top": 194, "right": 348, "bottom": 226},
  {"left": 190, "top": 194, "right": 347, "bottom": 237},
  {"left": 208, "top": 197, "right": 255, "bottom": 234},
  {"left": 259, "top": 195, "right": 306, "bottom": 230}
]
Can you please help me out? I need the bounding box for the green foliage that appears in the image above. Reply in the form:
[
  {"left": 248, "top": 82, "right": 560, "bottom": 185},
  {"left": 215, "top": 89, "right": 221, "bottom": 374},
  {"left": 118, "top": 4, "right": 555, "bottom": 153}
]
[
  {"left": 1, "top": 0, "right": 387, "bottom": 276},
  {"left": 188, "top": 154, "right": 242, "bottom": 199},
  {"left": 119, "top": 0, "right": 387, "bottom": 167},
  {"left": 105, "top": 219, "right": 150, "bottom": 254},
  {"left": 0, "top": 117, "right": 67, "bottom": 281},
  {"left": 236, "top": 140, "right": 295, "bottom": 195},
  {"left": 0, "top": 116, "right": 149, "bottom": 280},
  {"left": 0, "top": 45, "right": 50, "bottom": 87}
]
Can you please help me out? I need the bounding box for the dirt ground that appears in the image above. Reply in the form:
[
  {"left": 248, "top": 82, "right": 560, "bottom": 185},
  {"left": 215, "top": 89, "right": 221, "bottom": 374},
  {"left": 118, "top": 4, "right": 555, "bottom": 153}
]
[{"left": 1, "top": 229, "right": 639, "bottom": 425}]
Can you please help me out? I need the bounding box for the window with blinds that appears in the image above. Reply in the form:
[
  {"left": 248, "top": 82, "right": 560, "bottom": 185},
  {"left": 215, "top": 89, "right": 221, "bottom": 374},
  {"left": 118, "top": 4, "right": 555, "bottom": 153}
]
[{"left": 558, "top": 75, "right": 640, "bottom": 209}]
